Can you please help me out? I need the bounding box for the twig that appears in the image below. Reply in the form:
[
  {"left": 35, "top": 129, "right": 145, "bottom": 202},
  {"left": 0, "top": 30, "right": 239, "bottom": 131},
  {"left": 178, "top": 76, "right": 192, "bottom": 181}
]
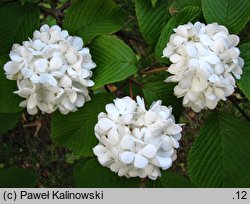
[
  {"left": 116, "top": 31, "right": 147, "bottom": 45},
  {"left": 129, "top": 77, "right": 142, "bottom": 87},
  {"left": 59, "top": 0, "right": 72, "bottom": 11},
  {"left": 228, "top": 96, "right": 250, "bottom": 122},
  {"left": 40, "top": 6, "right": 64, "bottom": 25},
  {"left": 104, "top": 85, "right": 111, "bottom": 93},
  {"left": 141, "top": 67, "right": 168, "bottom": 75}
]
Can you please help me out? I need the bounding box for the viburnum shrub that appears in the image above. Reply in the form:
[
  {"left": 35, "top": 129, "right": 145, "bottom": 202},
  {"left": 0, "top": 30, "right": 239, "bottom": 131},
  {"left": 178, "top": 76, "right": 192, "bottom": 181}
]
[{"left": 0, "top": 0, "right": 250, "bottom": 188}]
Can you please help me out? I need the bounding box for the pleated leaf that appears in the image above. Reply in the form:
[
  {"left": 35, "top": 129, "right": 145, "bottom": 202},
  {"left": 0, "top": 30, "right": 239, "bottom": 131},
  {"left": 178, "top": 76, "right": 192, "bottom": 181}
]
[
  {"left": 0, "top": 167, "right": 38, "bottom": 188},
  {"left": 63, "top": 0, "right": 126, "bottom": 43},
  {"left": 0, "top": 2, "right": 40, "bottom": 56},
  {"left": 176, "top": 0, "right": 201, "bottom": 9},
  {"left": 155, "top": 6, "right": 201, "bottom": 61},
  {"left": 146, "top": 171, "right": 195, "bottom": 188},
  {"left": 90, "top": 35, "right": 138, "bottom": 89},
  {"left": 238, "top": 43, "right": 250, "bottom": 100},
  {"left": 188, "top": 111, "right": 250, "bottom": 187},
  {"left": 51, "top": 93, "right": 114, "bottom": 157},
  {"left": 0, "top": 112, "right": 21, "bottom": 134},
  {"left": 135, "top": 0, "right": 171, "bottom": 47},
  {"left": 73, "top": 159, "right": 140, "bottom": 187},
  {"left": 202, "top": 0, "right": 250, "bottom": 34},
  {"left": 151, "top": 0, "right": 158, "bottom": 7}
]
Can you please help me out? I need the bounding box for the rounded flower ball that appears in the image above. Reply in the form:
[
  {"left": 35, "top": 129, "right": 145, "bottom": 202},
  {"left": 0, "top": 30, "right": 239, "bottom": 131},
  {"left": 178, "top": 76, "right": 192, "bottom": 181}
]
[
  {"left": 4, "top": 24, "right": 96, "bottom": 115},
  {"left": 93, "top": 96, "right": 182, "bottom": 180},
  {"left": 163, "top": 22, "right": 244, "bottom": 112}
]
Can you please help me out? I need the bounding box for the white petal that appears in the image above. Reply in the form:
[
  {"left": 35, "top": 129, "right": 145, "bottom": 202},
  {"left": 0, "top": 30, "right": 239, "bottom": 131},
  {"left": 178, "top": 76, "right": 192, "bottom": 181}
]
[
  {"left": 120, "top": 152, "right": 135, "bottom": 164},
  {"left": 76, "top": 95, "right": 85, "bottom": 107},
  {"left": 120, "top": 114, "right": 133, "bottom": 124},
  {"left": 133, "top": 128, "right": 144, "bottom": 139},
  {"left": 98, "top": 152, "right": 111, "bottom": 165},
  {"left": 115, "top": 98, "right": 127, "bottom": 112},
  {"left": 144, "top": 111, "right": 157, "bottom": 126},
  {"left": 71, "top": 37, "right": 83, "bottom": 50},
  {"left": 136, "top": 96, "right": 145, "bottom": 110},
  {"left": 106, "top": 104, "right": 119, "bottom": 121},
  {"left": 191, "top": 73, "right": 208, "bottom": 92},
  {"left": 166, "top": 123, "right": 182, "bottom": 135},
  {"left": 186, "top": 42, "right": 197, "bottom": 57},
  {"left": 86, "top": 80, "right": 94, "bottom": 87},
  {"left": 4, "top": 61, "right": 20, "bottom": 74},
  {"left": 200, "top": 55, "right": 220, "bottom": 64},
  {"left": 93, "top": 145, "right": 106, "bottom": 156},
  {"left": 162, "top": 137, "right": 173, "bottom": 151},
  {"left": 30, "top": 73, "right": 40, "bottom": 83},
  {"left": 120, "top": 135, "right": 135, "bottom": 151},
  {"left": 172, "top": 35, "right": 186, "bottom": 46},
  {"left": 60, "top": 75, "right": 72, "bottom": 88},
  {"left": 134, "top": 154, "right": 148, "bottom": 169},
  {"left": 50, "top": 57, "right": 63, "bottom": 70},
  {"left": 68, "top": 91, "right": 77, "bottom": 103},
  {"left": 228, "top": 35, "right": 239, "bottom": 47},
  {"left": 82, "top": 62, "right": 96, "bottom": 69},
  {"left": 27, "top": 95, "right": 36, "bottom": 109},
  {"left": 33, "top": 39, "right": 45, "bottom": 50},
  {"left": 170, "top": 136, "right": 179, "bottom": 148},
  {"left": 98, "top": 118, "right": 114, "bottom": 131},
  {"left": 107, "top": 127, "right": 119, "bottom": 144},
  {"left": 9, "top": 52, "right": 22, "bottom": 62},
  {"left": 65, "top": 52, "right": 77, "bottom": 64},
  {"left": 27, "top": 107, "right": 38, "bottom": 115},
  {"left": 21, "top": 67, "right": 33, "bottom": 78},
  {"left": 34, "top": 59, "right": 48, "bottom": 72},
  {"left": 156, "top": 156, "right": 172, "bottom": 170},
  {"left": 170, "top": 54, "right": 183, "bottom": 63},
  {"left": 139, "top": 144, "right": 157, "bottom": 159},
  {"left": 199, "top": 34, "right": 213, "bottom": 46},
  {"left": 175, "top": 25, "right": 188, "bottom": 37}
]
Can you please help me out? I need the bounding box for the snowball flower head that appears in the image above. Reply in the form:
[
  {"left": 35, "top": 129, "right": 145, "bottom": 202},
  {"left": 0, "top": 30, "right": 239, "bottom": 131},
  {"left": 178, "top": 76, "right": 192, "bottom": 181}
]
[
  {"left": 163, "top": 22, "right": 244, "bottom": 112},
  {"left": 4, "top": 24, "right": 96, "bottom": 114},
  {"left": 93, "top": 96, "right": 182, "bottom": 180}
]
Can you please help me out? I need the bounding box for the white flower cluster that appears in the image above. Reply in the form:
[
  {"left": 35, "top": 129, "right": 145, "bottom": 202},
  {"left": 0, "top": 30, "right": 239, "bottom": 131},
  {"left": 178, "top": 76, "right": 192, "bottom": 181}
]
[
  {"left": 163, "top": 22, "right": 244, "bottom": 112},
  {"left": 93, "top": 96, "right": 182, "bottom": 180},
  {"left": 4, "top": 25, "right": 96, "bottom": 115}
]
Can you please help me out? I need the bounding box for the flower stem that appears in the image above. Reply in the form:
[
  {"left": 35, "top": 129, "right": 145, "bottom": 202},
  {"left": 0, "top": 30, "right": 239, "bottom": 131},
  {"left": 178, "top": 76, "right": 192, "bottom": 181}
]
[
  {"left": 228, "top": 96, "right": 250, "bottom": 123},
  {"left": 141, "top": 67, "right": 168, "bottom": 75}
]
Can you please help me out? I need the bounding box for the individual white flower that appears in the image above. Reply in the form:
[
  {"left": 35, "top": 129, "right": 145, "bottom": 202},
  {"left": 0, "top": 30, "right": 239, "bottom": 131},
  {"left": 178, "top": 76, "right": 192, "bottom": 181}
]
[
  {"left": 3, "top": 24, "right": 96, "bottom": 115},
  {"left": 93, "top": 96, "right": 183, "bottom": 180},
  {"left": 163, "top": 22, "right": 244, "bottom": 112}
]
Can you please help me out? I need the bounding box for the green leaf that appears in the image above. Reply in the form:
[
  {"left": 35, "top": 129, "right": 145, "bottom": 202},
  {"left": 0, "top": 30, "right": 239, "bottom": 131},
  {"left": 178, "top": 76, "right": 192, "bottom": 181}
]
[
  {"left": 142, "top": 73, "right": 183, "bottom": 120},
  {"left": 151, "top": 0, "right": 158, "bottom": 7},
  {"left": 73, "top": 158, "right": 140, "bottom": 187},
  {"left": 0, "top": 2, "right": 40, "bottom": 56},
  {"left": 188, "top": 111, "right": 250, "bottom": 187},
  {"left": 0, "top": 56, "right": 22, "bottom": 113},
  {"left": 0, "top": 112, "right": 21, "bottom": 134},
  {"left": 135, "top": 0, "right": 171, "bottom": 47},
  {"left": 20, "top": 0, "right": 40, "bottom": 5},
  {"left": 0, "top": 167, "right": 38, "bottom": 187},
  {"left": 176, "top": 0, "right": 201, "bottom": 9},
  {"left": 238, "top": 43, "right": 250, "bottom": 100},
  {"left": 155, "top": 6, "right": 201, "bottom": 61},
  {"left": 146, "top": 171, "right": 195, "bottom": 187},
  {"left": 90, "top": 35, "right": 138, "bottom": 89},
  {"left": 63, "top": 0, "right": 126, "bottom": 43},
  {"left": 201, "top": 0, "right": 250, "bottom": 34},
  {"left": 51, "top": 93, "right": 114, "bottom": 157}
]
